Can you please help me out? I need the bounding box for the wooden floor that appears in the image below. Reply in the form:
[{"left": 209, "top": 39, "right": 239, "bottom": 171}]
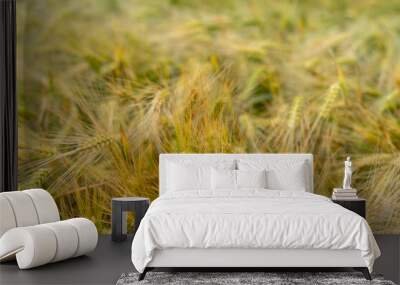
[{"left": 0, "top": 235, "right": 398, "bottom": 285}]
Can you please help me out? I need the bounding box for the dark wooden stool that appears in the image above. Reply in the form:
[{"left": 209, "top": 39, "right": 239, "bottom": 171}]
[{"left": 111, "top": 197, "right": 150, "bottom": 242}]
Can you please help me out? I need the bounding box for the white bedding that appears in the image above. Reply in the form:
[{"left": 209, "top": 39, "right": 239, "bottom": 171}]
[{"left": 131, "top": 190, "right": 380, "bottom": 273}]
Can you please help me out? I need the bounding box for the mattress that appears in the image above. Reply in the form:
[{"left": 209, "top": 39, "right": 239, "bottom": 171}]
[{"left": 131, "top": 190, "right": 380, "bottom": 273}]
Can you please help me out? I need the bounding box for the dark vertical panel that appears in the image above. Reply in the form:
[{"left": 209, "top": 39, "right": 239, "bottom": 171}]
[
  {"left": 397, "top": 236, "right": 400, "bottom": 284},
  {"left": 0, "top": 0, "right": 17, "bottom": 192},
  {"left": 373, "top": 234, "right": 400, "bottom": 284}
]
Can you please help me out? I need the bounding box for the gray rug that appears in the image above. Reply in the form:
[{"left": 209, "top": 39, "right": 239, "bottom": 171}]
[{"left": 116, "top": 272, "right": 396, "bottom": 285}]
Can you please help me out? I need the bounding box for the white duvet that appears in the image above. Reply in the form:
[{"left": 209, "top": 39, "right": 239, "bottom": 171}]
[{"left": 131, "top": 190, "right": 380, "bottom": 273}]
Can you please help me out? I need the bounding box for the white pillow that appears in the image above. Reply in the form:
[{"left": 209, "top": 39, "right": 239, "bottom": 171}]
[
  {"left": 166, "top": 159, "right": 236, "bottom": 192},
  {"left": 211, "top": 169, "right": 268, "bottom": 190},
  {"left": 238, "top": 159, "right": 308, "bottom": 191},
  {"left": 211, "top": 168, "right": 236, "bottom": 190},
  {"left": 167, "top": 162, "right": 211, "bottom": 191},
  {"left": 236, "top": 169, "right": 267, "bottom": 189}
]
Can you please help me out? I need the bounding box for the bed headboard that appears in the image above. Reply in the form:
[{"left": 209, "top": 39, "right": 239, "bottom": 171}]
[{"left": 159, "top": 153, "right": 313, "bottom": 195}]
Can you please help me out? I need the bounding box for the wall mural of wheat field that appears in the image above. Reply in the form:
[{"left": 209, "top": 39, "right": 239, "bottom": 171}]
[{"left": 17, "top": 0, "right": 400, "bottom": 234}]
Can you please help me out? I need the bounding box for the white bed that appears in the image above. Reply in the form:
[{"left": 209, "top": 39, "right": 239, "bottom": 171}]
[{"left": 131, "top": 154, "right": 380, "bottom": 280}]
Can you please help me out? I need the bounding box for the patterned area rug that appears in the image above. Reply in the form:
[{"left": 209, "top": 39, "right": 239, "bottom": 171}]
[{"left": 116, "top": 272, "right": 395, "bottom": 285}]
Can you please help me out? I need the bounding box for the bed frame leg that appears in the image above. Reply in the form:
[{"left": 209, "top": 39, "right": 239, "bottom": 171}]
[
  {"left": 354, "top": 267, "right": 371, "bottom": 280},
  {"left": 138, "top": 268, "right": 148, "bottom": 281}
]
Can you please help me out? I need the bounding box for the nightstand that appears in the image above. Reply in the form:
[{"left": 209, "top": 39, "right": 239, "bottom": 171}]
[
  {"left": 332, "top": 198, "right": 366, "bottom": 218},
  {"left": 111, "top": 197, "right": 150, "bottom": 242}
]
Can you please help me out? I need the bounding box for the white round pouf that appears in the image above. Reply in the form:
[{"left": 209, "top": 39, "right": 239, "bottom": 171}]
[
  {"left": 0, "top": 226, "right": 57, "bottom": 269},
  {"left": 42, "top": 221, "right": 79, "bottom": 262},
  {"left": 66, "top": 218, "right": 98, "bottom": 257},
  {"left": 24, "top": 189, "right": 60, "bottom": 224},
  {"left": 0, "top": 191, "right": 40, "bottom": 227},
  {"left": 0, "top": 196, "right": 17, "bottom": 237}
]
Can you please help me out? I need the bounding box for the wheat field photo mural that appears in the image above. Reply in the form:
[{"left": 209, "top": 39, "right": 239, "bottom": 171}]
[{"left": 17, "top": 0, "right": 399, "bottom": 233}]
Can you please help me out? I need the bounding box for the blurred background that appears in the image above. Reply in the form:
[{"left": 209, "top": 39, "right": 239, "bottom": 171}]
[{"left": 17, "top": 0, "right": 400, "bottom": 233}]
